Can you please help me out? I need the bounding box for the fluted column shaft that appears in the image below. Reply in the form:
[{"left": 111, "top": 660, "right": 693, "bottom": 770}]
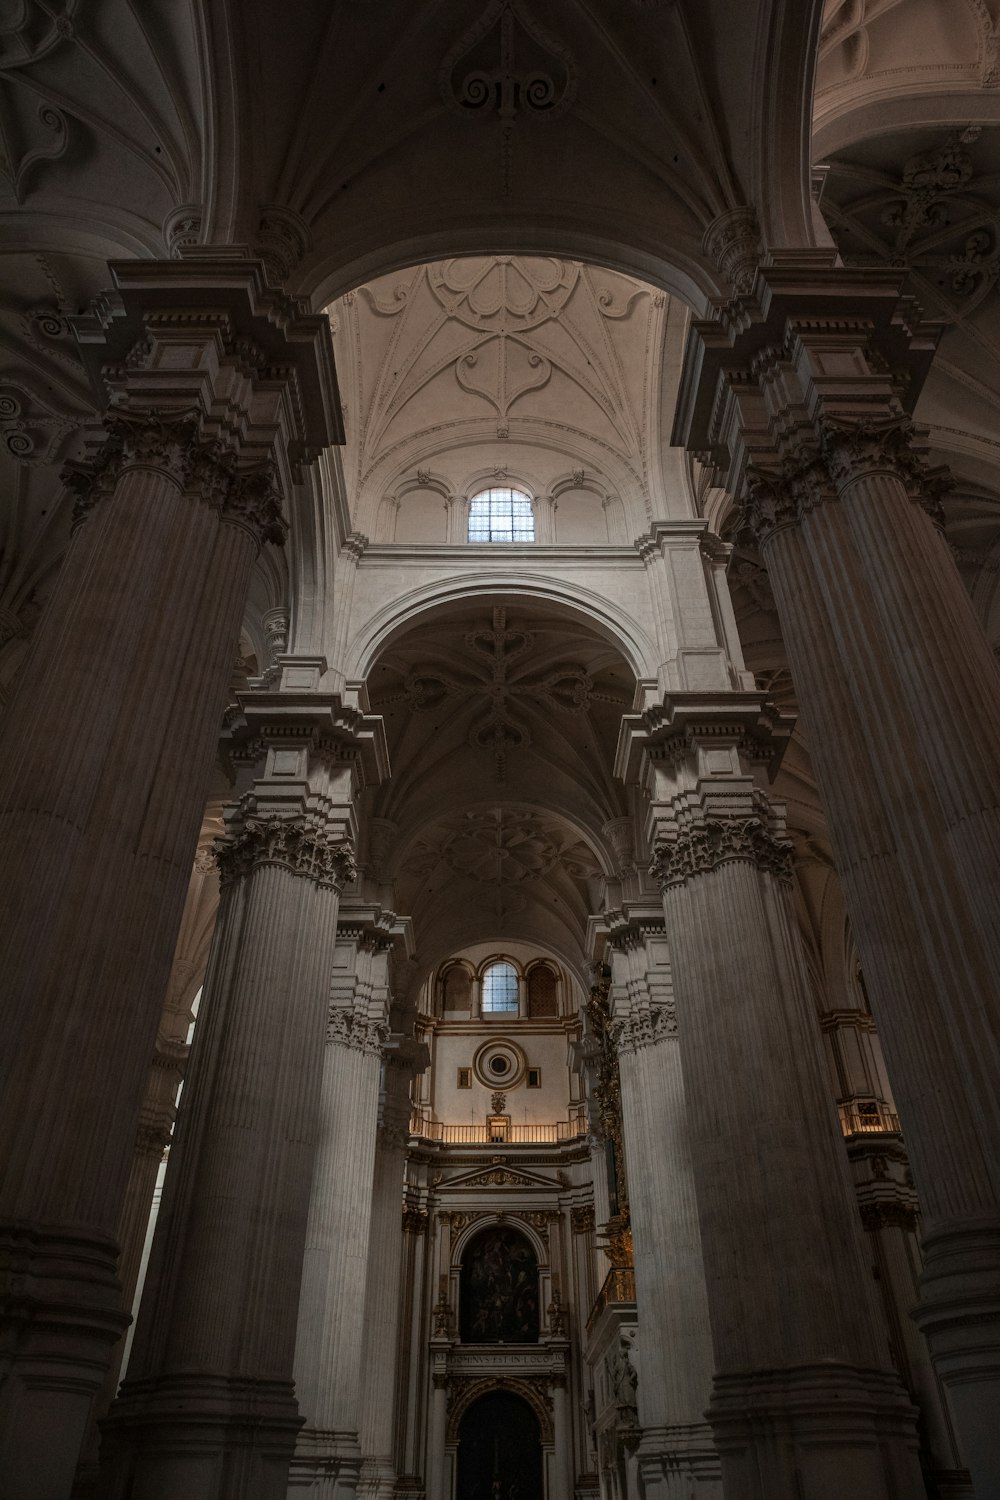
[
  {"left": 98, "top": 687, "right": 385, "bottom": 1500},
  {"left": 656, "top": 827, "right": 923, "bottom": 1499},
  {"left": 0, "top": 437, "right": 272, "bottom": 1500},
  {"left": 358, "top": 1039, "right": 427, "bottom": 1498},
  {"left": 101, "top": 810, "right": 351, "bottom": 1500},
  {"left": 675, "top": 268, "right": 1000, "bottom": 1493},
  {"left": 616, "top": 1016, "right": 721, "bottom": 1496},
  {"left": 753, "top": 455, "right": 1000, "bottom": 1494},
  {"left": 287, "top": 1015, "right": 383, "bottom": 1498},
  {"left": 617, "top": 696, "right": 923, "bottom": 1498}
]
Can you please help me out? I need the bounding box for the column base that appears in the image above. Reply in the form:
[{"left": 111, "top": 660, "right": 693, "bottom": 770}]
[
  {"left": 636, "top": 1423, "right": 722, "bottom": 1497},
  {"left": 287, "top": 1427, "right": 362, "bottom": 1497},
  {"left": 100, "top": 1373, "right": 302, "bottom": 1500},
  {"left": 0, "top": 1220, "right": 130, "bottom": 1500},
  {"left": 913, "top": 1216, "right": 1000, "bottom": 1496},
  {"left": 708, "top": 1363, "right": 923, "bottom": 1500},
  {"left": 358, "top": 1454, "right": 397, "bottom": 1498}
]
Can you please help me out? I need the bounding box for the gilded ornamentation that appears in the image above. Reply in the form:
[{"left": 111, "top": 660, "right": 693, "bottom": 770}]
[
  {"left": 547, "top": 1284, "right": 568, "bottom": 1336},
  {"left": 215, "top": 816, "right": 357, "bottom": 891},
  {"left": 586, "top": 975, "right": 629, "bottom": 1234},
  {"left": 649, "top": 816, "right": 793, "bottom": 890},
  {"left": 432, "top": 1276, "right": 455, "bottom": 1337},
  {"left": 462, "top": 1167, "right": 533, "bottom": 1187},
  {"left": 859, "top": 1202, "right": 919, "bottom": 1233}
]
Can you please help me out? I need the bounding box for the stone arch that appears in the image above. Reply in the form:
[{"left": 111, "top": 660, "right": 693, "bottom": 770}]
[
  {"left": 345, "top": 573, "right": 657, "bottom": 682},
  {"left": 447, "top": 1376, "right": 554, "bottom": 1445}
]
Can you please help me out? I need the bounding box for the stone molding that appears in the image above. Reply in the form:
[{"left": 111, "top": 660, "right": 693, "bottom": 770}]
[
  {"left": 650, "top": 816, "right": 793, "bottom": 890},
  {"left": 62, "top": 406, "right": 288, "bottom": 546},
  {"left": 215, "top": 815, "right": 356, "bottom": 891},
  {"left": 616, "top": 1004, "right": 678, "bottom": 1053},
  {"left": 325, "top": 1007, "right": 390, "bottom": 1056}
]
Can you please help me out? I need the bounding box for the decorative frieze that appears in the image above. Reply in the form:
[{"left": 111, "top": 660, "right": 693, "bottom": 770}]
[
  {"left": 325, "top": 1007, "right": 389, "bottom": 1056},
  {"left": 859, "top": 1202, "right": 919, "bottom": 1234},
  {"left": 215, "top": 816, "right": 356, "bottom": 891},
  {"left": 650, "top": 817, "right": 793, "bottom": 890}
]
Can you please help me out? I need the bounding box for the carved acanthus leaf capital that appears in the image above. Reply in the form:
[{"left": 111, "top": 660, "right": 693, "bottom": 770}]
[
  {"left": 650, "top": 815, "right": 793, "bottom": 890},
  {"left": 616, "top": 1003, "right": 678, "bottom": 1053},
  {"left": 702, "top": 207, "right": 762, "bottom": 297},
  {"left": 739, "top": 453, "right": 833, "bottom": 549},
  {"left": 215, "top": 815, "right": 356, "bottom": 890},
  {"left": 326, "top": 1006, "right": 390, "bottom": 1056},
  {"left": 819, "top": 414, "right": 952, "bottom": 524}
]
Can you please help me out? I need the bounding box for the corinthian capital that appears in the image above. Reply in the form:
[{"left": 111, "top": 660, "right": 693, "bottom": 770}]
[
  {"left": 215, "top": 815, "right": 356, "bottom": 890},
  {"left": 650, "top": 813, "right": 793, "bottom": 890},
  {"left": 819, "top": 415, "right": 952, "bottom": 523},
  {"left": 739, "top": 455, "right": 833, "bottom": 548}
]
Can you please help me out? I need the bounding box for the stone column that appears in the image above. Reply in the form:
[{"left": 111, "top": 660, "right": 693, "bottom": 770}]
[
  {"left": 100, "top": 691, "right": 386, "bottom": 1500},
  {"left": 0, "top": 259, "right": 337, "bottom": 1500},
  {"left": 288, "top": 916, "right": 417, "bottom": 1499},
  {"left": 674, "top": 262, "right": 999, "bottom": 1494},
  {"left": 358, "top": 1036, "right": 428, "bottom": 1499},
  {"left": 617, "top": 695, "right": 923, "bottom": 1499},
  {"left": 427, "top": 1369, "right": 450, "bottom": 1500},
  {"left": 550, "top": 1374, "right": 574, "bottom": 1500},
  {"left": 607, "top": 913, "right": 721, "bottom": 1499}
]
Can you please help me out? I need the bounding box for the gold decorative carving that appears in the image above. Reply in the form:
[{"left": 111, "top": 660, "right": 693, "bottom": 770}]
[
  {"left": 462, "top": 1167, "right": 534, "bottom": 1187},
  {"left": 402, "top": 1207, "right": 429, "bottom": 1234},
  {"left": 571, "top": 1204, "right": 595, "bottom": 1234}
]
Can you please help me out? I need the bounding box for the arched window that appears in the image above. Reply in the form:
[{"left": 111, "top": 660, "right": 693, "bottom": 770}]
[
  {"left": 481, "top": 960, "right": 519, "bottom": 1014},
  {"left": 460, "top": 1225, "right": 540, "bottom": 1342},
  {"left": 527, "top": 964, "right": 558, "bottom": 1017},
  {"left": 467, "top": 487, "right": 535, "bottom": 543}
]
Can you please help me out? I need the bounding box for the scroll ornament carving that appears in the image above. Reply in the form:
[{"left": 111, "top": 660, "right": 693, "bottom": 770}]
[
  {"left": 617, "top": 1004, "right": 678, "bottom": 1053},
  {"left": 326, "top": 1007, "right": 390, "bottom": 1056},
  {"left": 650, "top": 817, "right": 793, "bottom": 890},
  {"left": 702, "top": 206, "right": 762, "bottom": 297},
  {"left": 61, "top": 406, "right": 287, "bottom": 548},
  {"left": 215, "top": 816, "right": 357, "bottom": 891}
]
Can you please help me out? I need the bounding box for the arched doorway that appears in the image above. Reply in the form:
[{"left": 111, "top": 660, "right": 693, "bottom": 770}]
[{"left": 456, "top": 1389, "right": 544, "bottom": 1500}]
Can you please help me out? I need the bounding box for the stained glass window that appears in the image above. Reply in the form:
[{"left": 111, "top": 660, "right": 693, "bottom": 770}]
[{"left": 467, "top": 487, "right": 535, "bottom": 543}]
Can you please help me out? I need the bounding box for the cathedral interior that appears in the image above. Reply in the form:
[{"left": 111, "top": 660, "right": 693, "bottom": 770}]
[{"left": 2, "top": 2, "right": 1000, "bottom": 1498}]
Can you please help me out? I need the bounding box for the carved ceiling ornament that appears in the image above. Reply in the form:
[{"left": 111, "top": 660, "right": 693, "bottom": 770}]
[
  {"left": 402, "top": 807, "right": 600, "bottom": 888},
  {"left": 440, "top": 0, "right": 576, "bottom": 195},
  {"left": 381, "top": 606, "right": 624, "bottom": 784}
]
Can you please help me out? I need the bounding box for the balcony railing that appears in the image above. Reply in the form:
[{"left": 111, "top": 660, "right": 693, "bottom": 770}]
[
  {"left": 839, "top": 1103, "right": 901, "bottom": 1137},
  {"left": 586, "top": 1266, "right": 636, "bottom": 1334},
  {"left": 409, "top": 1115, "right": 588, "bottom": 1145}
]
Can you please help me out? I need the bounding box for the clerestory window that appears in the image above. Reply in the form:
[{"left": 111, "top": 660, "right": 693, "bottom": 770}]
[
  {"left": 467, "top": 487, "right": 535, "bottom": 543},
  {"left": 481, "top": 960, "right": 520, "bottom": 1013}
]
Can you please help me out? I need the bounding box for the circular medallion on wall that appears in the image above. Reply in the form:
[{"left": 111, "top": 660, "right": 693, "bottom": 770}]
[{"left": 472, "top": 1037, "right": 527, "bottom": 1090}]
